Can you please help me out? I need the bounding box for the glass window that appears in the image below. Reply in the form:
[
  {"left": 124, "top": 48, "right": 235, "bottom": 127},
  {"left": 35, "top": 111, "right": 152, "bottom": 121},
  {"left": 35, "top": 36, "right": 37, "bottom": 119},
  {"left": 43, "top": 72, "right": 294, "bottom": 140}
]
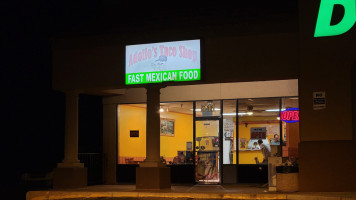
[
  {"left": 223, "top": 100, "right": 237, "bottom": 164},
  {"left": 281, "top": 97, "right": 299, "bottom": 163},
  {"left": 238, "top": 98, "right": 280, "bottom": 164},
  {"left": 117, "top": 104, "right": 147, "bottom": 164},
  {"left": 195, "top": 120, "right": 220, "bottom": 183},
  {"left": 195, "top": 100, "right": 221, "bottom": 117},
  {"left": 118, "top": 102, "right": 194, "bottom": 165},
  {"left": 159, "top": 102, "right": 194, "bottom": 165}
]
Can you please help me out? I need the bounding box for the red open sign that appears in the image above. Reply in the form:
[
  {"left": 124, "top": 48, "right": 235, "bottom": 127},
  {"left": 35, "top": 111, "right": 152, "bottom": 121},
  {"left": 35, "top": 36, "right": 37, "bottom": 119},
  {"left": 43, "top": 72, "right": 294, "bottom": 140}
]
[
  {"left": 250, "top": 127, "right": 267, "bottom": 139},
  {"left": 251, "top": 132, "right": 266, "bottom": 139},
  {"left": 281, "top": 108, "right": 299, "bottom": 123}
]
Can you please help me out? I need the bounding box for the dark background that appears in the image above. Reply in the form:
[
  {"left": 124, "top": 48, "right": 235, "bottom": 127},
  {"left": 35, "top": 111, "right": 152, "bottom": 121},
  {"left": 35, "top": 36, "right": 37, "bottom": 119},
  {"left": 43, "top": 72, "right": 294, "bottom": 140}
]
[
  {"left": 1, "top": 0, "right": 298, "bottom": 199},
  {"left": 2, "top": 1, "right": 104, "bottom": 199}
]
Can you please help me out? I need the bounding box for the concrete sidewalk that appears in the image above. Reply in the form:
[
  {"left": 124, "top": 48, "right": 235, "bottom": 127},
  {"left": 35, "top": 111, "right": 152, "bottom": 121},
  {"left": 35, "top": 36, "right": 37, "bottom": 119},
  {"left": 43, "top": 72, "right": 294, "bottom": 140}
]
[{"left": 26, "top": 184, "right": 356, "bottom": 200}]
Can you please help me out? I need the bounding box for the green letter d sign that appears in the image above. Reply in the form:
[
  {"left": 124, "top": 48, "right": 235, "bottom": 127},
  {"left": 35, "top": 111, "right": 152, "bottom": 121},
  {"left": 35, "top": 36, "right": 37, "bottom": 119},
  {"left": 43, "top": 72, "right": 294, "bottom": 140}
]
[{"left": 314, "top": 0, "right": 356, "bottom": 37}]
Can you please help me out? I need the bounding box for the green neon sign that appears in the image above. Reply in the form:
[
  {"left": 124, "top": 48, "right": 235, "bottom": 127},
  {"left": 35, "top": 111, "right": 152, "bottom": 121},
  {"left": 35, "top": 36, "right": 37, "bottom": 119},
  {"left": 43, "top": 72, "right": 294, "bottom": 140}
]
[
  {"left": 314, "top": 0, "right": 356, "bottom": 37},
  {"left": 126, "top": 69, "right": 201, "bottom": 85}
]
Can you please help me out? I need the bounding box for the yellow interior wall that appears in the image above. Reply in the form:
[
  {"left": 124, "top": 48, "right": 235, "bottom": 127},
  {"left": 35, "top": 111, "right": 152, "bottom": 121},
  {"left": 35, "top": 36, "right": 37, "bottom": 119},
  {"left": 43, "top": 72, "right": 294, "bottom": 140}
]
[
  {"left": 118, "top": 105, "right": 193, "bottom": 161},
  {"left": 118, "top": 105, "right": 147, "bottom": 158},
  {"left": 239, "top": 116, "right": 279, "bottom": 122},
  {"left": 196, "top": 120, "right": 219, "bottom": 137},
  {"left": 195, "top": 120, "right": 219, "bottom": 151},
  {"left": 238, "top": 122, "right": 279, "bottom": 164},
  {"left": 160, "top": 112, "right": 193, "bottom": 159}
]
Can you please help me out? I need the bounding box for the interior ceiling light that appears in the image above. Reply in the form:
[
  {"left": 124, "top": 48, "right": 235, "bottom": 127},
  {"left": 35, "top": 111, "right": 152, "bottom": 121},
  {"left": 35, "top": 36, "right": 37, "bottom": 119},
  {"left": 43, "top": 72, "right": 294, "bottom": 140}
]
[
  {"left": 190, "top": 108, "right": 221, "bottom": 111},
  {"left": 266, "top": 109, "right": 286, "bottom": 112},
  {"left": 159, "top": 107, "right": 164, "bottom": 112},
  {"left": 223, "top": 113, "right": 247, "bottom": 116}
]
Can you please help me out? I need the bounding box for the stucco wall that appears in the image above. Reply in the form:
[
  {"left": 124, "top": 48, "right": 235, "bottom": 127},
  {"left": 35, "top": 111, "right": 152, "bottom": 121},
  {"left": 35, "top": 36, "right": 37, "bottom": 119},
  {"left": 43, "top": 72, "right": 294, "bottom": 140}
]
[
  {"left": 297, "top": 0, "right": 356, "bottom": 191},
  {"left": 52, "top": 33, "right": 299, "bottom": 91},
  {"left": 53, "top": 0, "right": 356, "bottom": 191}
]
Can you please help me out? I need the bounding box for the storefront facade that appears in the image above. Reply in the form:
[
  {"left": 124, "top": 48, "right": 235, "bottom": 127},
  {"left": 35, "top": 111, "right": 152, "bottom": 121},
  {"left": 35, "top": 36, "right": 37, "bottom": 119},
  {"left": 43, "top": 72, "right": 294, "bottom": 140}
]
[
  {"left": 51, "top": 1, "right": 356, "bottom": 191},
  {"left": 112, "top": 80, "right": 298, "bottom": 184}
]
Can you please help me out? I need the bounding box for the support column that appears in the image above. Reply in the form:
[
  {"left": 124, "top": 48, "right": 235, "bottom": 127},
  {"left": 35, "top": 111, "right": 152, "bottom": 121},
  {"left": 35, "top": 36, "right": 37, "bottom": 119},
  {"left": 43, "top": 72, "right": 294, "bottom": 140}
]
[
  {"left": 136, "top": 85, "right": 170, "bottom": 189},
  {"left": 102, "top": 103, "right": 117, "bottom": 184},
  {"left": 140, "top": 85, "right": 165, "bottom": 167},
  {"left": 53, "top": 91, "right": 87, "bottom": 188},
  {"left": 58, "top": 91, "right": 83, "bottom": 167}
]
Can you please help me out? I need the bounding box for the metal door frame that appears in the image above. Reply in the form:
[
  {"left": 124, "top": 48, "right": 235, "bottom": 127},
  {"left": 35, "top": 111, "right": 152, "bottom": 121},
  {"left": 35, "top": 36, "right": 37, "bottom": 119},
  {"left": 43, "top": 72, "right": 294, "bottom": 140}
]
[{"left": 193, "top": 100, "right": 223, "bottom": 184}]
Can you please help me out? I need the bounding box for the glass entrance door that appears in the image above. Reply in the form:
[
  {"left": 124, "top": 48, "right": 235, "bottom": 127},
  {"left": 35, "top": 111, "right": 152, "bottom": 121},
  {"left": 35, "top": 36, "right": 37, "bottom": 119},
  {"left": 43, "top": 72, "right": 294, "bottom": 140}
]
[{"left": 195, "top": 120, "right": 221, "bottom": 184}]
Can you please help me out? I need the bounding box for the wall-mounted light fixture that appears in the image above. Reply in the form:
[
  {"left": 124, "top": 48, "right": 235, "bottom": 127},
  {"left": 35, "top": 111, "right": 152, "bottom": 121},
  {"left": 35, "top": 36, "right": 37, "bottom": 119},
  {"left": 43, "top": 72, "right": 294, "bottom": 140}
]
[{"left": 247, "top": 105, "right": 253, "bottom": 115}]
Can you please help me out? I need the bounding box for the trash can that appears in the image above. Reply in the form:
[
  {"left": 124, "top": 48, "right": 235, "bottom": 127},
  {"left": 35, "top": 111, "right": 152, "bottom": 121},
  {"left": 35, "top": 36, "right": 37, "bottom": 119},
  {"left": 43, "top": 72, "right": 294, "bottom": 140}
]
[{"left": 276, "top": 166, "right": 299, "bottom": 192}]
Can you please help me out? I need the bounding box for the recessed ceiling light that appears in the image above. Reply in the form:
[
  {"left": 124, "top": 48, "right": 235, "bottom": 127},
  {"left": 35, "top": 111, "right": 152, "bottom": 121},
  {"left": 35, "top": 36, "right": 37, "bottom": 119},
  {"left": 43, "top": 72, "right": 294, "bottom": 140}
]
[
  {"left": 223, "top": 113, "right": 247, "bottom": 116},
  {"left": 190, "top": 108, "right": 221, "bottom": 111},
  {"left": 265, "top": 109, "right": 286, "bottom": 112}
]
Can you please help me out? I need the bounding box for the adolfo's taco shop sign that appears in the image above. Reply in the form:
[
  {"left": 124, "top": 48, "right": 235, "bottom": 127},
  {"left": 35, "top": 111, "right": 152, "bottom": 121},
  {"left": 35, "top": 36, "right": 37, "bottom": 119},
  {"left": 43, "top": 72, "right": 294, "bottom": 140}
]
[{"left": 125, "top": 39, "right": 201, "bottom": 85}]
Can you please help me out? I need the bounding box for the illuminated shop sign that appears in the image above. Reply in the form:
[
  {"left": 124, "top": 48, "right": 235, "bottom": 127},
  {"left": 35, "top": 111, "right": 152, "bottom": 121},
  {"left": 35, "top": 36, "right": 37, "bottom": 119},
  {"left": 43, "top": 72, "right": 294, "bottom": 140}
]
[
  {"left": 314, "top": 0, "right": 356, "bottom": 37},
  {"left": 281, "top": 108, "right": 299, "bottom": 123},
  {"left": 250, "top": 127, "right": 267, "bottom": 139},
  {"left": 125, "top": 39, "right": 201, "bottom": 85}
]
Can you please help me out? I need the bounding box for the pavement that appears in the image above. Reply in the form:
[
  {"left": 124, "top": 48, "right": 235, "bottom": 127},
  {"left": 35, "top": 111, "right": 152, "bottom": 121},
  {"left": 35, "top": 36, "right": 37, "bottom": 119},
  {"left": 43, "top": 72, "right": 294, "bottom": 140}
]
[{"left": 26, "top": 184, "right": 356, "bottom": 200}]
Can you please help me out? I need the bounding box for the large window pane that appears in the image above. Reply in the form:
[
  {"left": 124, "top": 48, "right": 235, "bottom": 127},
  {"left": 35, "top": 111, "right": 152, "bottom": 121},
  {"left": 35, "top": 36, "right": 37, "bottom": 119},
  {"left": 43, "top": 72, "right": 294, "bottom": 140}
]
[
  {"left": 223, "top": 100, "right": 237, "bottom": 164},
  {"left": 281, "top": 97, "right": 299, "bottom": 162},
  {"left": 160, "top": 102, "right": 193, "bottom": 165},
  {"left": 117, "top": 104, "right": 147, "bottom": 164},
  {"left": 195, "top": 120, "right": 220, "bottom": 183},
  {"left": 118, "top": 102, "right": 194, "bottom": 165},
  {"left": 238, "top": 98, "right": 280, "bottom": 164}
]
